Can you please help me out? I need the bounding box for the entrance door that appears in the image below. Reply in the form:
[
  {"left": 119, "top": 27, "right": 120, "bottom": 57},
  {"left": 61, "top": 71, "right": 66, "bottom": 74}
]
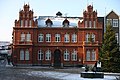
[{"left": 54, "top": 49, "right": 61, "bottom": 67}]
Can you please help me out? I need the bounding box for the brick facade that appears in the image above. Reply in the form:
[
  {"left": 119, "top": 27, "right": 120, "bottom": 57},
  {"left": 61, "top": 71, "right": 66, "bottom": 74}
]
[{"left": 12, "top": 4, "right": 103, "bottom": 67}]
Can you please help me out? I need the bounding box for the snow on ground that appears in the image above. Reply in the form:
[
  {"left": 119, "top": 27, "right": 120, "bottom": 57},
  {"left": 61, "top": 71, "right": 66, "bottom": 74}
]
[{"left": 27, "top": 71, "right": 118, "bottom": 80}]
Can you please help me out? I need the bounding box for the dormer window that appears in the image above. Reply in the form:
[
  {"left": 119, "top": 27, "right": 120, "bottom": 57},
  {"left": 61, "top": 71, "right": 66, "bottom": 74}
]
[
  {"left": 45, "top": 19, "right": 53, "bottom": 27},
  {"left": 63, "top": 19, "right": 69, "bottom": 27}
]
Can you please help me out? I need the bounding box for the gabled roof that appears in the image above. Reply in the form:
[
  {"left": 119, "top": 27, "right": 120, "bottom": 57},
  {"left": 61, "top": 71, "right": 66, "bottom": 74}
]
[{"left": 106, "top": 10, "right": 119, "bottom": 18}]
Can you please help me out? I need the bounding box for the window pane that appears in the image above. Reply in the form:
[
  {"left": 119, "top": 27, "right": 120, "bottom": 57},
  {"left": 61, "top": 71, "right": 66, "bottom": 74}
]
[
  {"left": 26, "top": 33, "right": 31, "bottom": 41},
  {"left": 38, "top": 34, "right": 44, "bottom": 42},
  {"left": 21, "top": 33, "right": 25, "bottom": 41},
  {"left": 46, "top": 34, "right": 51, "bottom": 42},
  {"left": 91, "top": 50, "right": 96, "bottom": 61},
  {"left": 72, "top": 34, "right": 77, "bottom": 42},
  {"left": 38, "top": 50, "right": 44, "bottom": 60},
  {"left": 86, "top": 50, "right": 90, "bottom": 61},
  {"left": 20, "top": 20, "right": 23, "bottom": 27},
  {"left": 64, "top": 34, "right": 69, "bottom": 42},
  {"left": 85, "top": 21, "right": 87, "bottom": 28},
  {"left": 25, "top": 20, "right": 28, "bottom": 27},
  {"left": 20, "top": 50, "right": 24, "bottom": 60},
  {"left": 25, "top": 50, "right": 29, "bottom": 60}
]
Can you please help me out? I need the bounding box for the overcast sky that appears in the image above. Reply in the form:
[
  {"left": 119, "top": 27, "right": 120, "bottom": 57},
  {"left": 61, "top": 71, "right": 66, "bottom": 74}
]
[{"left": 0, "top": 0, "right": 120, "bottom": 42}]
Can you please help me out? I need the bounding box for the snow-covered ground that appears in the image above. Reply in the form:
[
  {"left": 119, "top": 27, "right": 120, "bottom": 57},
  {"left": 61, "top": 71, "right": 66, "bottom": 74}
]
[{"left": 27, "top": 71, "right": 118, "bottom": 80}]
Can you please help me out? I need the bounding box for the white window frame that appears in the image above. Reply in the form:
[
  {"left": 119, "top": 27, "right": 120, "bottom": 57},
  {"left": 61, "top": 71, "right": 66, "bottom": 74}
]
[
  {"left": 38, "top": 49, "right": 44, "bottom": 60},
  {"left": 25, "top": 20, "right": 28, "bottom": 27},
  {"left": 26, "top": 32, "right": 31, "bottom": 42},
  {"left": 71, "top": 49, "right": 77, "bottom": 61},
  {"left": 86, "top": 50, "right": 90, "bottom": 61},
  {"left": 20, "top": 33, "right": 25, "bottom": 41},
  {"left": 46, "top": 34, "right": 51, "bottom": 42},
  {"left": 107, "top": 19, "right": 112, "bottom": 25},
  {"left": 92, "top": 33, "right": 95, "bottom": 42},
  {"left": 25, "top": 49, "right": 29, "bottom": 60},
  {"left": 72, "top": 34, "right": 77, "bottom": 43},
  {"left": 85, "top": 21, "right": 87, "bottom": 28},
  {"left": 38, "top": 34, "right": 44, "bottom": 42},
  {"left": 45, "top": 49, "right": 51, "bottom": 60},
  {"left": 89, "top": 21, "right": 92, "bottom": 28},
  {"left": 64, "top": 34, "right": 70, "bottom": 42},
  {"left": 20, "top": 20, "right": 23, "bottom": 27},
  {"left": 64, "top": 49, "right": 70, "bottom": 61},
  {"left": 20, "top": 50, "right": 24, "bottom": 60},
  {"left": 55, "top": 34, "right": 61, "bottom": 42},
  {"left": 113, "top": 19, "right": 118, "bottom": 27},
  {"left": 86, "top": 33, "right": 89, "bottom": 42},
  {"left": 91, "top": 50, "right": 96, "bottom": 61}
]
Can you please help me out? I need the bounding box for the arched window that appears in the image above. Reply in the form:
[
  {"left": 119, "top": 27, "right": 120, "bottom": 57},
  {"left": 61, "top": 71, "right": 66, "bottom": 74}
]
[
  {"left": 86, "top": 50, "right": 90, "bottom": 61},
  {"left": 25, "top": 49, "right": 29, "bottom": 60},
  {"left": 86, "top": 33, "right": 89, "bottom": 42},
  {"left": 92, "top": 33, "right": 95, "bottom": 42},
  {"left": 38, "top": 49, "right": 44, "bottom": 60},
  {"left": 45, "top": 19, "right": 53, "bottom": 27},
  {"left": 25, "top": 20, "right": 28, "bottom": 27},
  {"left": 45, "top": 49, "right": 51, "bottom": 60},
  {"left": 91, "top": 50, "right": 96, "bottom": 61},
  {"left": 20, "top": 20, "right": 23, "bottom": 27},
  {"left": 64, "top": 33, "right": 70, "bottom": 42},
  {"left": 64, "top": 49, "right": 70, "bottom": 61},
  {"left": 63, "top": 19, "right": 69, "bottom": 27},
  {"left": 71, "top": 49, "right": 77, "bottom": 61},
  {"left": 72, "top": 34, "right": 77, "bottom": 43},
  {"left": 20, "top": 49, "right": 24, "bottom": 60}
]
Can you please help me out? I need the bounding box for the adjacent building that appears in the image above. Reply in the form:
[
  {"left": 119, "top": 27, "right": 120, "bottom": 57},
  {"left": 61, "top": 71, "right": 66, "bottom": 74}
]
[
  {"left": 105, "top": 11, "right": 120, "bottom": 50},
  {"left": 12, "top": 4, "right": 103, "bottom": 67}
]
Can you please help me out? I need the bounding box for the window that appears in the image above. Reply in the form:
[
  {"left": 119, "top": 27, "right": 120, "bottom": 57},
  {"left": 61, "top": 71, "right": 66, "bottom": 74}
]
[
  {"left": 29, "top": 20, "right": 32, "bottom": 27},
  {"left": 93, "top": 21, "right": 96, "bottom": 28},
  {"left": 107, "top": 19, "right": 112, "bottom": 25},
  {"left": 86, "top": 33, "right": 89, "bottom": 42},
  {"left": 20, "top": 50, "right": 24, "bottom": 60},
  {"left": 20, "top": 32, "right": 25, "bottom": 41},
  {"left": 113, "top": 19, "right": 118, "bottom": 27},
  {"left": 91, "top": 50, "right": 96, "bottom": 61},
  {"left": 38, "top": 49, "right": 44, "bottom": 60},
  {"left": 71, "top": 49, "right": 77, "bottom": 61},
  {"left": 45, "top": 50, "right": 51, "bottom": 60},
  {"left": 25, "top": 20, "right": 28, "bottom": 27},
  {"left": 46, "top": 34, "right": 51, "bottom": 42},
  {"left": 55, "top": 34, "right": 60, "bottom": 42},
  {"left": 20, "top": 20, "right": 23, "bottom": 27},
  {"left": 89, "top": 21, "right": 92, "bottom": 28},
  {"left": 26, "top": 32, "right": 31, "bottom": 42},
  {"left": 64, "top": 49, "right": 69, "bottom": 61},
  {"left": 25, "top": 49, "right": 29, "bottom": 60},
  {"left": 85, "top": 21, "right": 87, "bottom": 28},
  {"left": 64, "top": 34, "right": 70, "bottom": 42},
  {"left": 64, "top": 23, "right": 69, "bottom": 27},
  {"left": 72, "top": 34, "right": 77, "bottom": 43},
  {"left": 115, "top": 33, "right": 118, "bottom": 43},
  {"left": 47, "top": 23, "right": 52, "bottom": 27},
  {"left": 38, "top": 34, "right": 44, "bottom": 42},
  {"left": 86, "top": 50, "right": 90, "bottom": 61},
  {"left": 92, "top": 33, "right": 95, "bottom": 42}
]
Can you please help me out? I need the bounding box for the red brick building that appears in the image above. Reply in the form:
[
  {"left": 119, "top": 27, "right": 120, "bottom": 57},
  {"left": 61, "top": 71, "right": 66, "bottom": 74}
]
[{"left": 12, "top": 4, "right": 103, "bottom": 67}]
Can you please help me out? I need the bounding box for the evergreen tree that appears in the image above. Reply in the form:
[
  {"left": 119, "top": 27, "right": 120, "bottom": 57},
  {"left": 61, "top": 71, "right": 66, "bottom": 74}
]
[{"left": 100, "top": 23, "right": 120, "bottom": 72}]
